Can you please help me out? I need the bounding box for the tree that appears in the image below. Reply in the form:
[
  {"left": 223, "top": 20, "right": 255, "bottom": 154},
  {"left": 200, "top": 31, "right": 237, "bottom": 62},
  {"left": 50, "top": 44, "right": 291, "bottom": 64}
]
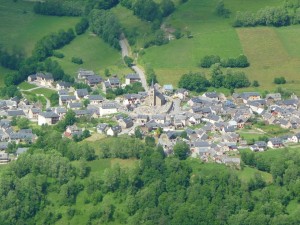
[
  {"left": 210, "top": 63, "right": 225, "bottom": 88},
  {"left": 16, "top": 117, "right": 30, "bottom": 129},
  {"left": 64, "top": 110, "right": 76, "bottom": 127},
  {"left": 215, "top": 0, "right": 231, "bottom": 18},
  {"left": 135, "top": 128, "right": 143, "bottom": 139},
  {"left": 75, "top": 18, "right": 89, "bottom": 35},
  {"left": 274, "top": 76, "right": 286, "bottom": 84},
  {"left": 173, "top": 141, "right": 190, "bottom": 160},
  {"left": 161, "top": 0, "right": 175, "bottom": 17},
  {"left": 133, "top": 0, "right": 162, "bottom": 22},
  {"left": 104, "top": 68, "right": 110, "bottom": 77},
  {"left": 252, "top": 80, "right": 260, "bottom": 87},
  {"left": 178, "top": 72, "right": 210, "bottom": 92},
  {"left": 124, "top": 56, "right": 134, "bottom": 67},
  {"left": 50, "top": 93, "right": 59, "bottom": 106},
  {"left": 146, "top": 66, "right": 158, "bottom": 85},
  {"left": 145, "top": 136, "right": 156, "bottom": 147}
]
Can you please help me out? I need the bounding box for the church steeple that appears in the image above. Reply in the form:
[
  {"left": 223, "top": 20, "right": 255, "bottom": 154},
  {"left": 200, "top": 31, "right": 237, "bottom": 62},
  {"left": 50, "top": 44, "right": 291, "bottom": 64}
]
[{"left": 151, "top": 79, "right": 154, "bottom": 88}]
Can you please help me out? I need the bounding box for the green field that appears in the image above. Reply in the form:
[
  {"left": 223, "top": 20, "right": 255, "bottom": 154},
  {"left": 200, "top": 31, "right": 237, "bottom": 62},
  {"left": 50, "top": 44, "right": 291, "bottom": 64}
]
[
  {"left": 31, "top": 88, "right": 56, "bottom": 99},
  {"left": 18, "top": 82, "right": 38, "bottom": 90},
  {"left": 0, "top": 0, "right": 79, "bottom": 55},
  {"left": 138, "top": 0, "right": 300, "bottom": 93},
  {"left": 50, "top": 33, "right": 132, "bottom": 78}
]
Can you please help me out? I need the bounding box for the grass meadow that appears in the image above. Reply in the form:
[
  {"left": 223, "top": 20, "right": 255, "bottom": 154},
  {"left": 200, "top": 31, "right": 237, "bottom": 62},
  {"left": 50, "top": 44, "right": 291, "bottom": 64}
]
[
  {"left": 50, "top": 33, "right": 132, "bottom": 78},
  {"left": 0, "top": 0, "right": 79, "bottom": 55},
  {"left": 139, "top": 0, "right": 300, "bottom": 93}
]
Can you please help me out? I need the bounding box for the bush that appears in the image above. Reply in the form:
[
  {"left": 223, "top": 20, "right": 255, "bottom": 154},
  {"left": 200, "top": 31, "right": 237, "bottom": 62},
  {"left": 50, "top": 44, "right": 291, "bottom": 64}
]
[
  {"left": 53, "top": 51, "right": 64, "bottom": 58},
  {"left": 200, "top": 54, "right": 249, "bottom": 68},
  {"left": 71, "top": 57, "right": 83, "bottom": 64},
  {"left": 274, "top": 77, "right": 286, "bottom": 84},
  {"left": 75, "top": 18, "right": 89, "bottom": 35}
]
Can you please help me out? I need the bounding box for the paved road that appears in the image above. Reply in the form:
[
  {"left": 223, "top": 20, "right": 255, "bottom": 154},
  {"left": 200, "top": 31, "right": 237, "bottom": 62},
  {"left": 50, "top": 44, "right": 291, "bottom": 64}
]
[
  {"left": 36, "top": 94, "right": 51, "bottom": 108},
  {"left": 131, "top": 65, "right": 148, "bottom": 92},
  {"left": 119, "top": 36, "right": 148, "bottom": 92}
]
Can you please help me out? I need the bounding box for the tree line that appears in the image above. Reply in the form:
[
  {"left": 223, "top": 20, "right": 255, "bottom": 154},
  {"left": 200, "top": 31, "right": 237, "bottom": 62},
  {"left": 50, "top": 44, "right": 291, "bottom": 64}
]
[
  {"left": 233, "top": 0, "right": 300, "bottom": 27},
  {"left": 178, "top": 64, "right": 251, "bottom": 92},
  {"left": 200, "top": 54, "right": 250, "bottom": 68},
  {"left": 34, "top": 0, "right": 85, "bottom": 16},
  {"left": 89, "top": 9, "right": 122, "bottom": 50}
]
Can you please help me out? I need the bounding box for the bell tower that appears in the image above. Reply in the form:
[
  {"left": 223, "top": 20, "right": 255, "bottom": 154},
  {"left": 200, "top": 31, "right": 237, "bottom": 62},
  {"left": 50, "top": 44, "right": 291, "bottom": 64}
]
[{"left": 149, "top": 79, "right": 156, "bottom": 106}]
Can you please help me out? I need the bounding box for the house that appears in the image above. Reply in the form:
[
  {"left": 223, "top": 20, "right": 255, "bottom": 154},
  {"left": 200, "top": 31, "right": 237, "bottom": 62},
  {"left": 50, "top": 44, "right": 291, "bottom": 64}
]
[
  {"left": 173, "top": 115, "right": 187, "bottom": 128},
  {"left": 290, "top": 133, "right": 300, "bottom": 143},
  {"left": 191, "top": 141, "right": 211, "bottom": 158},
  {"left": 56, "top": 81, "right": 71, "bottom": 90},
  {"left": 9, "top": 132, "right": 36, "bottom": 144},
  {"left": 152, "top": 114, "right": 166, "bottom": 124},
  {"left": 53, "top": 107, "right": 67, "bottom": 119},
  {"left": 255, "top": 141, "right": 267, "bottom": 151},
  {"left": 75, "top": 89, "right": 89, "bottom": 100},
  {"left": 100, "top": 102, "right": 118, "bottom": 116},
  {"left": 59, "top": 95, "right": 76, "bottom": 106},
  {"left": 107, "top": 77, "right": 121, "bottom": 89},
  {"left": 240, "top": 92, "right": 261, "bottom": 103},
  {"left": 278, "top": 119, "right": 292, "bottom": 129},
  {"left": 174, "top": 88, "right": 189, "bottom": 100},
  {"left": 125, "top": 74, "right": 140, "bottom": 85},
  {"left": 38, "top": 111, "right": 59, "bottom": 125},
  {"left": 86, "top": 75, "right": 103, "bottom": 86},
  {"left": 202, "top": 92, "right": 219, "bottom": 100},
  {"left": 86, "top": 95, "right": 104, "bottom": 105},
  {"left": 266, "top": 93, "right": 281, "bottom": 104},
  {"left": 36, "top": 73, "right": 54, "bottom": 87},
  {"left": 28, "top": 74, "right": 37, "bottom": 82},
  {"left": 97, "top": 123, "right": 108, "bottom": 134},
  {"left": 221, "top": 156, "right": 240, "bottom": 166},
  {"left": 74, "top": 110, "right": 90, "bottom": 118},
  {"left": 78, "top": 69, "right": 95, "bottom": 79},
  {"left": 28, "top": 108, "right": 41, "bottom": 120},
  {"left": 58, "top": 89, "right": 69, "bottom": 96},
  {"left": 16, "top": 147, "right": 29, "bottom": 157},
  {"left": 64, "top": 125, "right": 83, "bottom": 138},
  {"left": 107, "top": 125, "right": 122, "bottom": 136},
  {"left": 267, "top": 138, "right": 284, "bottom": 149},
  {"left": 7, "top": 110, "right": 25, "bottom": 118},
  {"left": 119, "top": 117, "right": 134, "bottom": 129},
  {"left": 136, "top": 115, "right": 149, "bottom": 124},
  {"left": 163, "top": 84, "right": 174, "bottom": 93},
  {"left": 123, "top": 94, "right": 142, "bottom": 106},
  {"left": 0, "top": 152, "right": 9, "bottom": 164},
  {"left": 68, "top": 102, "right": 83, "bottom": 110},
  {"left": 0, "top": 142, "right": 8, "bottom": 150}
]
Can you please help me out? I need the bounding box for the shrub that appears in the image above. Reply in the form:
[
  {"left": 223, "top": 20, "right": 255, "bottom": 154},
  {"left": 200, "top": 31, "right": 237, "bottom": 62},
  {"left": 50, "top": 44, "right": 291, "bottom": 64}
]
[
  {"left": 71, "top": 57, "right": 83, "bottom": 64},
  {"left": 53, "top": 51, "right": 64, "bottom": 58},
  {"left": 274, "top": 77, "right": 286, "bottom": 84}
]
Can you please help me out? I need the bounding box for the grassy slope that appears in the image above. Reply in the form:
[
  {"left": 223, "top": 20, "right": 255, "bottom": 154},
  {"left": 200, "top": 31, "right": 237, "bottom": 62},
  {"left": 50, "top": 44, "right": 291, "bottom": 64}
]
[
  {"left": 111, "top": 5, "right": 154, "bottom": 50},
  {"left": 50, "top": 32, "right": 132, "bottom": 78},
  {"left": 139, "top": 0, "right": 300, "bottom": 92},
  {"left": 0, "top": 0, "right": 79, "bottom": 55}
]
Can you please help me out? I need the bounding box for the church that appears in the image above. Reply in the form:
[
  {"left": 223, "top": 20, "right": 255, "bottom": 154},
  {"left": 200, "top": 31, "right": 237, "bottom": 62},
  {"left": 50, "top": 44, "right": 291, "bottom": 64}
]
[{"left": 148, "top": 81, "right": 166, "bottom": 107}]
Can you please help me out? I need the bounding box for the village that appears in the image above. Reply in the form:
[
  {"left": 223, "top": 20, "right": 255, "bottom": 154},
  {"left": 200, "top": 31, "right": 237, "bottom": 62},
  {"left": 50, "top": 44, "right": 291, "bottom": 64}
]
[{"left": 1, "top": 68, "right": 300, "bottom": 165}]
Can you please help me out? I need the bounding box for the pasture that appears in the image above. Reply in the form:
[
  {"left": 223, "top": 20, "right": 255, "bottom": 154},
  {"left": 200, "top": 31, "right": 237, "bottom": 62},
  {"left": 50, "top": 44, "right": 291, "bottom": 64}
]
[
  {"left": 50, "top": 33, "right": 132, "bottom": 78},
  {"left": 0, "top": 0, "right": 79, "bottom": 56},
  {"left": 139, "top": 0, "right": 300, "bottom": 93}
]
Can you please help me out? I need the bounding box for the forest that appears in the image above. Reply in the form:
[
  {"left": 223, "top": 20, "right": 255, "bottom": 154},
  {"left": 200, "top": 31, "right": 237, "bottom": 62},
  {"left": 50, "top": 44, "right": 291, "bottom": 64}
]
[{"left": 0, "top": 118, "right": 299, "bottom": 224}]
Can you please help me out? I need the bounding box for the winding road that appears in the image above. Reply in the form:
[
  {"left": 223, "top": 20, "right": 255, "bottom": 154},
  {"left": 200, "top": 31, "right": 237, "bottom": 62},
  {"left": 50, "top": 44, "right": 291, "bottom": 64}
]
[{"left": 119, "top": 36, "right": 148, "bottom": 92}]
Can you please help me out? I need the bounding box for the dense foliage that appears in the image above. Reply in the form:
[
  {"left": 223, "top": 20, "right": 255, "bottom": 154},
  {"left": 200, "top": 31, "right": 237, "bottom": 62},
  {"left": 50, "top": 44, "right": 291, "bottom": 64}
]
[
  {"left": 34, "top": 0, "right": 84, "bottom": 16},
  {"left": 200, "top": 54, "right": 250, "bottom": 68},
  {"left": 232, "top": 1, "right": 300, "bottom": 27},
  {"left": 89, "top": 9, "right": 121, "bottom": 50},
  {"left": 75, "top": 18, "right": 89, "bottom": 35},
  {"left": 178, "top": 72, "right": 210, "bottom": 92},
  {"left": 274, "top": 76, "right": 287, "bottom": 84}
]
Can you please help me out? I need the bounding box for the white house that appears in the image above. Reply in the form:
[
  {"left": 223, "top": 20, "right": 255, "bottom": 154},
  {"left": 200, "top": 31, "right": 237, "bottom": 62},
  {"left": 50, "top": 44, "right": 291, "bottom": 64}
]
[
  {"left": 38, "top": 111, "right": 60, "bottom": 126},
  {"left": 99, "top": 102, "right": 118, "bottom": 116}
]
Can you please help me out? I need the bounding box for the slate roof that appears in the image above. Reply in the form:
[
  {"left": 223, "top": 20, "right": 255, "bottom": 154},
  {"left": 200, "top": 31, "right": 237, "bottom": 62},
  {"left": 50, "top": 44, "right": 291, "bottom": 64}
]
[
  {"left": 126, "top": 74, "right": 140, "bottom": 79},
  {"left": 101, "top": 102, "right": 117, "bottom": 109},
  {"left": 39, "top": 111, "right": 59, "bottom": 118},
  {"left": 86, "top": 75, "right": 103, "bottom": 84},
  {"left": 58, "top": 89, "right": 69, "bottom": 96},
  {"left": 108, "top": 77, "right": 120, "bottom": 85},
  {"left": 7, "top": 110, "right": 25, "bottom": 117},
  {"left": 75, "top": 89, "right": 89, "bottom": 97},
  {"left": 87, "top": 95, "right": 104, "bottom": 101},
  {"left": 57, "top": 82, "right": 71, "bottom": 88}
]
